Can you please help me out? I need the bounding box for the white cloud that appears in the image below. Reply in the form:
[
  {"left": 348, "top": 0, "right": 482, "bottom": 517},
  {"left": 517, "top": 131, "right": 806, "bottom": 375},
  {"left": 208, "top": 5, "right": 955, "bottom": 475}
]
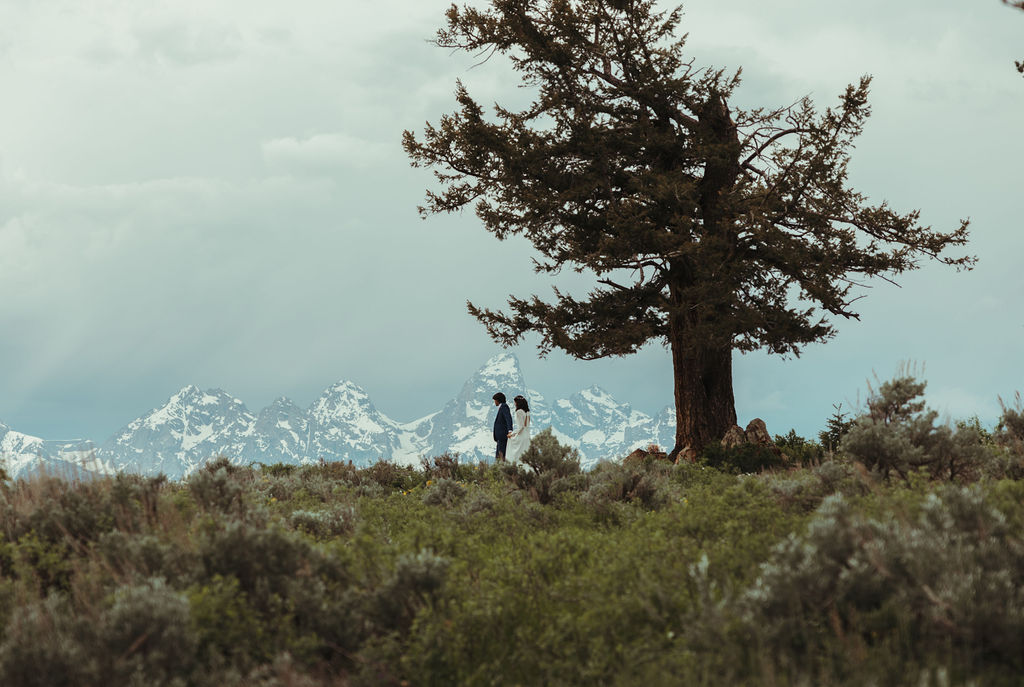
[
  {"left": 132, "top": 23, "right": 244, "bottom": 66},
  {"left": 262, "top": 133, "right": 394, "bottom": 175}
]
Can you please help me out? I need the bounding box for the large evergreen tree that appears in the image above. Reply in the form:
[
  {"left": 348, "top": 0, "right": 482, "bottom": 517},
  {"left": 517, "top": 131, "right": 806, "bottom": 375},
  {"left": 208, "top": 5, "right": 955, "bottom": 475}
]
[{"left": 404, "top": 0, "right": 973, "bottom": 456}]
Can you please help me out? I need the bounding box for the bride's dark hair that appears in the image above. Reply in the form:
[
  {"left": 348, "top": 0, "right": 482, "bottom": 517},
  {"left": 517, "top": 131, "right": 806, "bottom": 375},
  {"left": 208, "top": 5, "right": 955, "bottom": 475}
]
[{"left": 513, "top": 395, "right": 530, "bottom": 412}]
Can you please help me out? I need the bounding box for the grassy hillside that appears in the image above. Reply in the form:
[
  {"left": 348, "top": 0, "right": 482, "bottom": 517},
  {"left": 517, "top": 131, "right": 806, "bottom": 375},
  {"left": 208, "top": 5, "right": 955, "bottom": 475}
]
[{"left": 1, "top": 379, "right": 1022, "bottom": 686}]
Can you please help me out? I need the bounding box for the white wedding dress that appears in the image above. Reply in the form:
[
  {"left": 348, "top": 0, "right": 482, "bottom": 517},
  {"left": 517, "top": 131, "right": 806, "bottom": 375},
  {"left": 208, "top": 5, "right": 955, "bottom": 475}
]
[{"left": 506, "top": 409, "right": 531, "bottom": 462}]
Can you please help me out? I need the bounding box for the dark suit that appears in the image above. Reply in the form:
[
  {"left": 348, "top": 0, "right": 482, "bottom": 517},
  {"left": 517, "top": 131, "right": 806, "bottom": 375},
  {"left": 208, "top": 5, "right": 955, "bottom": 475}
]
[{"left": 493, "top": 402, "right": 513, "bottom": 460}]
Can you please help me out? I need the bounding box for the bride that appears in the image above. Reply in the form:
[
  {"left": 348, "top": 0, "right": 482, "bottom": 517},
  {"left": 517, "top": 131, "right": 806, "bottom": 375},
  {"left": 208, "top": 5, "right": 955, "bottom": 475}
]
[{"left": 506, "top": 395, "right": 532, "bottom": 462}]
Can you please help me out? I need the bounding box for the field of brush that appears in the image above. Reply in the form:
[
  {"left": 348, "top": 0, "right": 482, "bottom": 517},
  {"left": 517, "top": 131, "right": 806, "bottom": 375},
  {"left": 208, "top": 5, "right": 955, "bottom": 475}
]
[{"left": 1, "top": 381, "right": 1023, "bottom": 686}]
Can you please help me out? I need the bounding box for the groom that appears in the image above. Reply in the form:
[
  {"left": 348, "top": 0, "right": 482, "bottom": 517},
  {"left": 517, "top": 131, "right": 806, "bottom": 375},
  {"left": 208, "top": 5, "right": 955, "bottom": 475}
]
[{"left": 492, "top": 392, "right": 513, "bottom": 462}]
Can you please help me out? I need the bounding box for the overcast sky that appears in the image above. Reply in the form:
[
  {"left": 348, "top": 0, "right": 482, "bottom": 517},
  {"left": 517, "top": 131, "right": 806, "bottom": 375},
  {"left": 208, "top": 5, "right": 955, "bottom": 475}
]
[{"left": 1, "top": 0, "right": 1021, "bottom": 442}]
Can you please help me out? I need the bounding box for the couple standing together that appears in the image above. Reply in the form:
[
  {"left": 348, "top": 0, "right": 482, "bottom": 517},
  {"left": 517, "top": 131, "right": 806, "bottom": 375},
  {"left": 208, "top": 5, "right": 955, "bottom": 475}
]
[{"left": 492, "top": 392, "right": 531, "bottom": 462}]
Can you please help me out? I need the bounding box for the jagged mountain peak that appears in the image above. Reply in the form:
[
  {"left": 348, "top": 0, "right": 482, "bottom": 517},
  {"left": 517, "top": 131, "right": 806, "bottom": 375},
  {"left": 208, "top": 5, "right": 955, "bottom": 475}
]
[
  {"left": 257, "top": 397, "right": 303, "bottom": 421},
  {"left": 319, "top": 380, "right": 372, "bottom": 401},
  {"left": 309, "top": 379, "right": 396, "bottom": 443},
  {"left": 266, "top": 396, "right": 298, "bottom": 409},
  {"left": 483, "top": 351, "right": 519, "bottom": 370},
  {"left": 311, "top": 380, "right": 378, "bottom": 420},
  {"left": 139, "top": 386, "right": 250, "bottom": 431},
  {"left": 166, "top": 385, "right": 242, "bottom": 407},
  {"left": 325, "top": 378, "right": 365, "bottom": 392},
  {"left": 462, "top": 352, "right": 527, "bottom": 399},
  {"left": 167, "top": 384, "right": 200, "bottom": 401},
  {"left": 574, "top": 385, "right": 629, "bottom": 410},
  {"left": 578, "top": 385, "right": 613, "bottom": 400},
  {"left": 477, "top": 352, "right": 522, "bottom": 378}
]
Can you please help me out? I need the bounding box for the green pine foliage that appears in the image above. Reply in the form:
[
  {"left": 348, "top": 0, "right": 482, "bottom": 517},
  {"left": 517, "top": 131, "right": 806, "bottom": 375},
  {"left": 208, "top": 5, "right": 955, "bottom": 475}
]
[
  {"left": 1, "top": 396, "right": 1023, "bottom": 685},
  {"left": 775, "top": 428, "right": 827, "bottom": 464},
  {"left": 819, "top": 403, "right": 856, "bottom": 454}
]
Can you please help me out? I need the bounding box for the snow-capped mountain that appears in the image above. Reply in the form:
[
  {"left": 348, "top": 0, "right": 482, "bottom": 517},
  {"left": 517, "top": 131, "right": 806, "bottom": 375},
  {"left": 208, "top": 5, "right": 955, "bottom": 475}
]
[
  {"left": 242, "top": 397, "right": 311, "bottom": 465},
  {"left": 0, "top": 421, "right": 102, "bottom": 480},
  {"left": 419, "top": 352, "right": 555, "bottom": 461},
  {"left": 550, "top": 386, "right": 668, "bottom": 459},
  {"left": 1, "top": 353, "right": 676, "bottom": 478},
  {"left": 98, "top": 385, "right": 258, "bottom": 479},
  {"left": 308, "top": 381, "right": 407, "bottom": 465}
]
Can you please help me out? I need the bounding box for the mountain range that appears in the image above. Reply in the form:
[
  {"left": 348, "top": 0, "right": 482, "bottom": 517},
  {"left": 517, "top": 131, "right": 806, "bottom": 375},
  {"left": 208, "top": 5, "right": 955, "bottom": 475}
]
[{"left": 0, "top": 353, "right": 676, "bottom": 479}]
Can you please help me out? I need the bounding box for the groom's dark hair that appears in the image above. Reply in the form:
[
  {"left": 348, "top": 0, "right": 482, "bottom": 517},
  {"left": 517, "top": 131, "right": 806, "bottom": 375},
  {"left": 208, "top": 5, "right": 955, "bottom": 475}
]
[{"left": 492, "top": 392, "right": 506, "bottom": 403}]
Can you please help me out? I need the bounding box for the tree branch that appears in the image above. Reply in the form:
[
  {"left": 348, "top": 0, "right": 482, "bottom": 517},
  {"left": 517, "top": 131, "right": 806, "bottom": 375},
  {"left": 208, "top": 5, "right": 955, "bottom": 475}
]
[{"left": 741, "top": 127, "right": 813, "bottom": 169}]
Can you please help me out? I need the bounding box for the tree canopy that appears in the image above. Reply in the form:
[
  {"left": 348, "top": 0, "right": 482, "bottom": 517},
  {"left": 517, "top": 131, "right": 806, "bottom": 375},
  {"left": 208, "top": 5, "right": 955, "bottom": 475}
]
[{"left": 404, "top": 0, "right": 973, "bottom": 454}]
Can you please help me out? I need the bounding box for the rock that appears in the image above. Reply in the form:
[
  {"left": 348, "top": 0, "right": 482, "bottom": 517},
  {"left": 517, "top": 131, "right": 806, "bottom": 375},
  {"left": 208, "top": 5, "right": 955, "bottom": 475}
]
[
  {"left": 719, "top": 419, "right": 785, "bottom": 459},
  {"left": 624, "top": 445, "right": 669, "bottom": 464},
  {"left": 744, "top": 418, "right": 784, "bottom": 457},
  {"left": 675, "top": 446, "right": 698, "bottom": 464},
  {"left": 744, "top": 418, "right": 773, "bottom": 446},
  {"left": 624, "top": 448, "right": 648, "bottom": 464},
  {"left": 721, "top": 425, "right": 747, "bottom": 449}
]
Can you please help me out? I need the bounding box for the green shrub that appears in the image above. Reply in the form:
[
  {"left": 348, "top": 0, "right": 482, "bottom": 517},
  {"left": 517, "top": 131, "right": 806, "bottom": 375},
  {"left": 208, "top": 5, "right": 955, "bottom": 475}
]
[
  {"left": 368, "top": 549, "right": 449, "bottom": 635},
  {"left": 996, "top": 392, "right": 1024, "bottom": 450},
  {"left": 840, "top": 375, "right": 994, "bottom": 482},
  {"left": 1, "top": 582, "right": 200, "bottom": 687},
  {"left": 583, "top": 460, "right": 673, "bottom": 512},
  {"left": 101, "top": 578, "right": 199, "bottom": 685},
  {"left": 255, "top": 463, "right": 298, "bottom": 478},
  {"left": 3, "top": 478, "right": 117, "bottom": 546},
  {"left": 743, "top": 486, "right": 1024, "bottom": 681},
  {"left": 421, "top": 479, "right": 466, "bottom": 508},
  {"left": 360, "top": 460, "right": 420, "bottom": 492},
  {"left": 993, "top": 394, "right": 1024, "bottom": 478},
  {"left": 97, "top": 531, "right": 198, "bottom": 581},
  {"left": 108, "top": 473, "right": 168, "bottom": 530},
  {"left": 762, "top": 459, "right": 869, "bottom": 512},
  {"left": 0, "top": 595, "right": 98, "bottom": 687},
  {"left": 699, "top": 442, "right": 787, "bottom": 474},
  {"left": 11, "top": 533, "right": 74, "bottom": 593},
  {"left": 187, "top": 463, "right": 251, "bottom": 516},
  {"left": 308, "top": 460, "right": 360, "bottom": 484},
  {"left": 520, "top": 429, "right": 581, "bottom": 476},
  {"left": 198, "top": 522, "right": 327, "bottom": 615},
  {"left": 501, "top": 429, "right": 583, "bottom": 505},
  {"left": 201, "top": 456, "right": 248, "bottom": 476},
  {"left": 4, "top": 422, "right": 1023, "bottom": 686},
  {"left": 287, "top": 506, "right": 357, "bottom": 539},
  {"left": 420, "top": 452, "right": 462, "bottom": 481},
  {"left": 818, "top": 403, "right": 856, "bottom": 455},
  {"left": 188, "top": 574, "right": 268, "bottom": 668},
  {"left": 459, "top": 490, "right": 498, "bottom": 517},
  {"left": 774, "top": 429, "right": 826, "bottom": 464}
]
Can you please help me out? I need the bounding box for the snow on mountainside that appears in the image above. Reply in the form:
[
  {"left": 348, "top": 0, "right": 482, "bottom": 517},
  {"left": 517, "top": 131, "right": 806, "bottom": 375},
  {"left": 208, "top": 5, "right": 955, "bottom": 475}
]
[
  {"left": 0, "top": 421, "right": 104, "bottom": 480},
  {"left": 1, "top": 354, "right": 677, "bottom": 478},
  {"left": 419, "top": 352, "right": 551, "bottom": 462},
  {"left": 99, "top": 385, "right": 257, "bottom": 479},
  {"left": 242, "top": 397, "right": 311, "bottom": 465},
  {"left": 307, "top": 381, "right": 407, "bottom": 465}
]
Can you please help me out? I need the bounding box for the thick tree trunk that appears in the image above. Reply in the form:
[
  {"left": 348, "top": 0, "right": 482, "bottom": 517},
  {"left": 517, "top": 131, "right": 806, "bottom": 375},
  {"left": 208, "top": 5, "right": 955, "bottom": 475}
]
[
  {"left": 663, "top": 92, "right": 740, "bottom": 460},
  {"left": 667, "top": 319, "right": 737, "bottom": 460}
]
